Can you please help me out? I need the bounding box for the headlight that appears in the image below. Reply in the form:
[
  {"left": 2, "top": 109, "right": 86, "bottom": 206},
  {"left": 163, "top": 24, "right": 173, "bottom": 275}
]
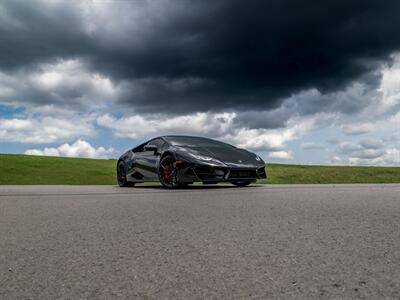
[{"left": 189, "top": 153, "right": 214, "bottom": 161}]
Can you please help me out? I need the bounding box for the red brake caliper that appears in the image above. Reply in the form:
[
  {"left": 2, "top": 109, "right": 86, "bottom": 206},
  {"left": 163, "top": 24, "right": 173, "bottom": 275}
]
[{"left": 164, "top": 163, "right": 171, "bottom": 180}]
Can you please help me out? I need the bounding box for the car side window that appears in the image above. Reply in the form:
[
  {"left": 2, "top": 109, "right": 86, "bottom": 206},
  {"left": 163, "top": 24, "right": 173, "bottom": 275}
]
[
  {"left": 147, "top": 138, "right": 165, "bottom": 152},
  {"left": 160, "top": 141, "right": 168, "bottom": 152},
  {"left": 132, "top": 144, "right": 145, "bottom": 153}
]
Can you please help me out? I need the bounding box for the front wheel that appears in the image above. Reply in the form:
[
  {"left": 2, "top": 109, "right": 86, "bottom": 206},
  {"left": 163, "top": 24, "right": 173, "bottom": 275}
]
[
  {"left": 158, "top": 155, "right": 185, "bottom": 189},
  {"left": 117, "top": 162, "right": 135, "bottom": 187},
  {"left": 230, "top": 180, "right": 252, "bottom": 187}
]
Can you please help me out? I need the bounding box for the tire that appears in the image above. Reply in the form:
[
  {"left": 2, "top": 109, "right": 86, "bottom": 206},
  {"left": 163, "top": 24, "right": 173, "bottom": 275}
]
[
  {"left": 117, "top": 161, "right": 135, "bottom": 187},
  {"left": 158, "top": 155, "right": 185, "bottom": 189},
  {"left": 230, "top": 180, "right": 252, "bottom": 187}
]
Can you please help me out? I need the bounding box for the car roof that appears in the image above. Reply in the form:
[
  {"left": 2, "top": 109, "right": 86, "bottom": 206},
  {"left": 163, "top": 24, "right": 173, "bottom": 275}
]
[
  {"left": 146, "top": 135, "right": 215, "bottom": 142},
  {"left": 162, "top": 135, "right": 214, "bottom": 139}
]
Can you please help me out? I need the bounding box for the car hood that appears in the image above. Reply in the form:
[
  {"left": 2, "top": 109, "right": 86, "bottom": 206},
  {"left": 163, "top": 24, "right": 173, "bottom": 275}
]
[{"left": 175, "top": 145, "right": 264, "bottom": 168}]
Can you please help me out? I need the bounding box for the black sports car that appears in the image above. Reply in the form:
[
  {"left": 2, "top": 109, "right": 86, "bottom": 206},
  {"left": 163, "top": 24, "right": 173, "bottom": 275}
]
[{"left": 117, "top": 135, "right": 267, "bottom": 188}]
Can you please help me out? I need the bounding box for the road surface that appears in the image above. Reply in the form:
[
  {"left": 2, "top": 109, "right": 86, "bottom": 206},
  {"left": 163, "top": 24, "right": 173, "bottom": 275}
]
[{"left": 1, "top": 184, "right": 400, "bottom": 299}]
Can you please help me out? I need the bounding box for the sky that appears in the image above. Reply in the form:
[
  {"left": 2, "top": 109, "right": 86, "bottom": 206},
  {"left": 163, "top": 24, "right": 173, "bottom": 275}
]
[{"left": 0, "top": 0, "right": 399, "bottom": 165}]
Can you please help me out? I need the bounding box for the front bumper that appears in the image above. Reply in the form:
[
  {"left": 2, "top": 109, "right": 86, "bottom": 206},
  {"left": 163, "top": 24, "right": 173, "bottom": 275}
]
[{"left": 177, "top": 163, "right": 267, "bottom": 183}]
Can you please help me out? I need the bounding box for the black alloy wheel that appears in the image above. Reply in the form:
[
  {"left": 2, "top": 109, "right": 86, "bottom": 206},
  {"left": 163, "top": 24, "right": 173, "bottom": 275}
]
[
  {"left": 117, "top": 161, "right": 135, "bottom": 187},
  {"left": 158, "top": 155, "right": 186, "bottom": 189}
]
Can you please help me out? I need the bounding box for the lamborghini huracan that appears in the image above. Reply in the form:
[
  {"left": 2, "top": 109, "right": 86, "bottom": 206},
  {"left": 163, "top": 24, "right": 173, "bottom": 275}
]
[{"left": 117, "top": 135, "right": 267, "bottom": 188}]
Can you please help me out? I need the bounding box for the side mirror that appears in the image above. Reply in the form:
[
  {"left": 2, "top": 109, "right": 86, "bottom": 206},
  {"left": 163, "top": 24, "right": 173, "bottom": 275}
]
[{"left": 144, "top": 144, "right": 158, "bottom": 153}]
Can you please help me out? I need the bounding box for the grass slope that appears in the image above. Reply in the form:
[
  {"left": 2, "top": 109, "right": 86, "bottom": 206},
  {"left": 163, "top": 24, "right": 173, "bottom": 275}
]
[
  {"left": 0, "top": 154, "right": 116, "bottom": 185},
  {"left": 260, "top": 164, "right": 400, "bottom": 184},
  {"left": 1, "top": 154, "right": 400, "bottom": 185}
]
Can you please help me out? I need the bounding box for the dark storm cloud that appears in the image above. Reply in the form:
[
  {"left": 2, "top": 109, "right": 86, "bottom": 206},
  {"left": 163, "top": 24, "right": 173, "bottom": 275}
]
[
  {"left": 233, "top": 110, "right": 289, "bottom": 129},
  {"left": 1, "top": 0, "right": 400, "bottom": 113},
  {"left": 0, "top": 1, "right": 91, "bottom": 70}
]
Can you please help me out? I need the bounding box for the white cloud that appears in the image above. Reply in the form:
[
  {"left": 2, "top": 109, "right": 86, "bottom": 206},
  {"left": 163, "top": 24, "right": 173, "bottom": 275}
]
[
  {"left": 380, "top": 53, "right": 400, "bottom": 109},
  {"left": 97, "top": 112, "right": 236, "bottom": 139},
  {"left": 0, "top": 59, "right": 117, "bottom": 112},
  {"left": 332, "top": 149, "right": 400, "bottom": 165},
  {"left": 97, "top": 111, "right": 322, "bottom": 158},
  {"left": 341, "top": 111, "right": 400, "bottom": 136},
  {"left": 268, "top": 151, "right": 293, "bottom": 159},
  {"left": 359, "top": 139, "right": 384, "bottom": 149},
  {"left": 32, "top": 59, "right": 115, "bottom": 97},
  {"left": 337, "top": 54, "right": 400, "bottom": 137},
  {"left": 341, "top": 123, "right": 375, "bottom": 135},
  {"left": 340, "top": 141, "right": 385, "bottom": 159},
  {"left": 222, "top": 116, "right": 319, "bottom": 153},
  {"left": 0, "top": 116, "right": 94, "bottom": 143},
  {"left": 330, "top": 138, "right": 400, "bottom": 166},
  {"left": 25, "top": 139, "right": 116, "bottom": 159}
]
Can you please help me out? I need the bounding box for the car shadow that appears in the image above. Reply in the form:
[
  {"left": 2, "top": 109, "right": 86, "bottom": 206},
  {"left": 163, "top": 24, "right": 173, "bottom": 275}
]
[{"left": 131, "top": 184, "right": 262, "bottom": 190}]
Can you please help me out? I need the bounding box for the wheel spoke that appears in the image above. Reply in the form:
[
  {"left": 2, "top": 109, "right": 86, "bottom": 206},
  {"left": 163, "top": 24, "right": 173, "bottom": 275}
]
[{"left": 159, "top": 156, "right": 182, "bottom": 188}]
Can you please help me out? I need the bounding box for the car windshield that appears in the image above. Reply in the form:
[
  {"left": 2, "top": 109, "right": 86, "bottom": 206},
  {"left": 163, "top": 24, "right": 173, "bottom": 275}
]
[{"left": 165, "top": 136, "right": 234, "bottom": 148}]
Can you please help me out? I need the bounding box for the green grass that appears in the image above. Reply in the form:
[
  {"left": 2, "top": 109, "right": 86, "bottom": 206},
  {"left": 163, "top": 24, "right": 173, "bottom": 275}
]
[
  {"left": 259, "top": 164, "right": 400, "bottom": 184},
  {"left": 1, "top": 154, "right": 400, "bottom": 185},
  {"left": 0, "top": 154, "right": 116, "bottom": 185}
]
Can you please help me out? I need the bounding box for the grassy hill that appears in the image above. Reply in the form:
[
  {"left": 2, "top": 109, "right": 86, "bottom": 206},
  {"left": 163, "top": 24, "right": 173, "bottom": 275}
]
[
  {"left": 1, "top": 154, "right": 400, "bottom": 185},
  {"left": 0, "top": 154, "right": 115, "bottom": 185},
  {"left": 260, "top": 164, "right": 400, "bottom": 184}
]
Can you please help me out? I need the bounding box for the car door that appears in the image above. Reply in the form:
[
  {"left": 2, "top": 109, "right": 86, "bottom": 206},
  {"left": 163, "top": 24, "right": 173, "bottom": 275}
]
[{"left": 134, "top": 138, "right": 164, "bottom": 181}]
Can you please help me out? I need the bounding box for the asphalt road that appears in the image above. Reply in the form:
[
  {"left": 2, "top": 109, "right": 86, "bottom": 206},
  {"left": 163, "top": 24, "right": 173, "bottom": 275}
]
[{"left": 1, "top": 184, "right": 400, "bottom": 299}]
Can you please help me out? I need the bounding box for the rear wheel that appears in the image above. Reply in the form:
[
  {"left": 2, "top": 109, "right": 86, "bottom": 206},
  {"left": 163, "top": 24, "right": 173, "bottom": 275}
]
[
  {"left": 158, "top": 155, "right": 185, "bottom": 189},
  {"left": 117, "top": 162, "right": 135, "bottom": 187},
  {"left": 231, "top": 180, "right": 252, "bottom": 187}
]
